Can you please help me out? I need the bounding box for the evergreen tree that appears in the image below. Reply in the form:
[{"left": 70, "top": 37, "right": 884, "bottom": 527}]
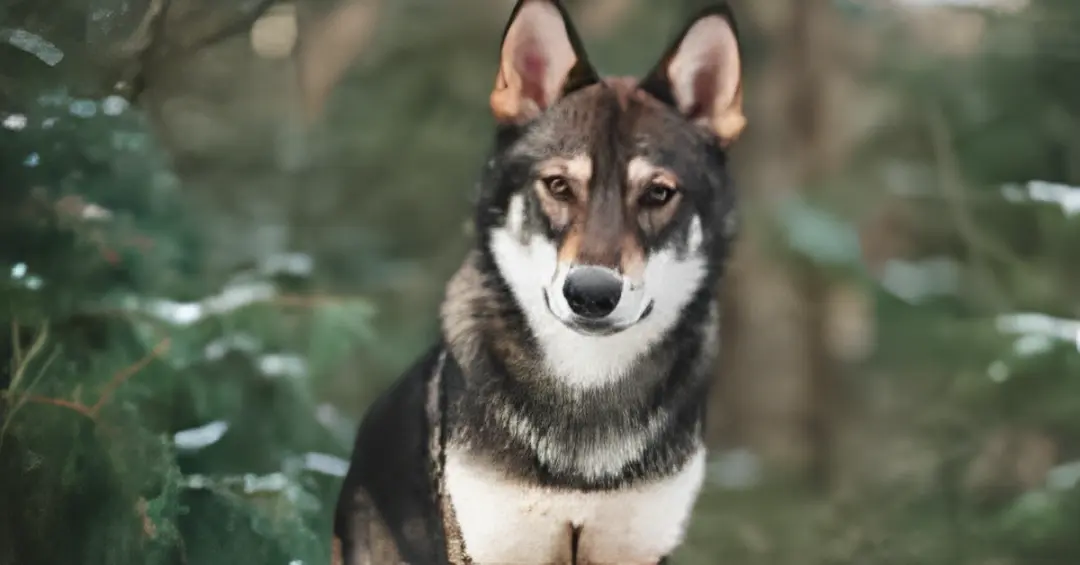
[
  {"left": 1, "top": 25, "right": 369, "bottom": 565},
  {"left": 892, "top": 0, "right": 1080, "bottom": 560}
]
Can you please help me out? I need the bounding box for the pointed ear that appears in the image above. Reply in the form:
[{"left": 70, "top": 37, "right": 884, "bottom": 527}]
[
  {"left": 490, "top": 0, "right": 600, "bottom": 124},
  {"left": 641, "top": 5, "right": 745, "bottom": 146}
]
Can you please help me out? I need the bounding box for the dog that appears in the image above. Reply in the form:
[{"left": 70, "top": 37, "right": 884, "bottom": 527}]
[{"left": 333, "top": 1, "right": 746, "bottom": 563}]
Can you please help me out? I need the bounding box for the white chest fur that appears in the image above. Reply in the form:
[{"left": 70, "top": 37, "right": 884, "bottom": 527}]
[{"left": 443, "top": 446, "right": 706, "bottom": 565}]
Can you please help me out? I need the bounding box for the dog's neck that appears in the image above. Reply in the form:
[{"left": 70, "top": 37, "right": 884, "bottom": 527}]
[{"left": 438, "top": 250, "right": 719, "bottom": 487}]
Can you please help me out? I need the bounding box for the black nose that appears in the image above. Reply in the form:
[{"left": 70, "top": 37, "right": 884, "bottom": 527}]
[{"left": 562, "top": 266, "right": 623, "bottom": 319}]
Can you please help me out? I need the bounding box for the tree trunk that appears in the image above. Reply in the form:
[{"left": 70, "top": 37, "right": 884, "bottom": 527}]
[{"left": 711, "top": 0, "right": 871, "bottom": 490}]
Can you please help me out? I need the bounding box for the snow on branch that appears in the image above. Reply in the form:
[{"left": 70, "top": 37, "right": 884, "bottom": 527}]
[
  {"left": 129, "top": 280, "right": 277, "bottom": 326},
  {"left": 988, "top": 312, "right": 1080, "bottom": 383},
  {"left": 995, "top": 312, "right": 1080, "bottom": 353},
  {"left": 1001, "top": 180, "right": 1080, "bottom": 217}
]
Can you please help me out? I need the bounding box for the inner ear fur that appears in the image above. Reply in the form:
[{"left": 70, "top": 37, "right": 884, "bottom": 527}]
[
  {"left": 490, "top": 0, "right": 599, "bottom": 124},
  {"left": 640, "top": 4, "right": 746, "bottom": 146}
]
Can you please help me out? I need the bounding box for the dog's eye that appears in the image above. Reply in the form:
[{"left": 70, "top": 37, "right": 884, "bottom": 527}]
[
  {"left": 639, "top": 183, "right": 677, "bottom": 208},
  {"left": 542, "top": 176, "right": 573, "bottom": 201}
]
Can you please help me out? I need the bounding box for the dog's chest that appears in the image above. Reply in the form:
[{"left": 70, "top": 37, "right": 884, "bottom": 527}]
[{"left": 442, "top": 447, "right": 705, "bottom": 564}]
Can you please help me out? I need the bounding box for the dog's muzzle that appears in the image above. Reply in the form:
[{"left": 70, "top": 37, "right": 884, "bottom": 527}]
[{"left": 545, "top": 264, "right": 653, "bottom": 335}]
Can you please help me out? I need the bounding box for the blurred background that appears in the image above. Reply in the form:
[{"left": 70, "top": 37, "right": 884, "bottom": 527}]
[{"left": 2, "top": 0, "right": 1080, "bottom": 563}]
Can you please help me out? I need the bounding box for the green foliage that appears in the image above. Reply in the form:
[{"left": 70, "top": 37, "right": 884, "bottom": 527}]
[
  {"left": 792, "top": 2, "right": 1080, "bottom": 562},
  {"left": 307, "top": 299, "right": 379, "bottom": 381},
  {"left": 0, "top": 40, "right": 369, "bottom": 565}
]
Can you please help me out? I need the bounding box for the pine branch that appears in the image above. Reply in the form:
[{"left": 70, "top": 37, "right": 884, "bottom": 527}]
[{"left": 2, "top": 336, "right": 170, "bottom": 432}]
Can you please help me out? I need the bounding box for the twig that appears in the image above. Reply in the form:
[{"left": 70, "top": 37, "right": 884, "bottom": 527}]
[
  {"left": 90, "top": 338, "right": 171, "bottom": 416},
  {"left": 11, "top": 319, "right": 22, "bottom": 370},
  {"left": 0, "top": 390, "right": 124, "bottom": 458},
  {"left": 119, "top": 0, "right": 174, "bottom": 101},
  {"left": 15, "top": 394, "right": 96, "bottom": 420},
  {"left": 0, "top": 338, "right": 166, "bottom": 447},
  {"left": 117, "top": 0, "right": 171, "bottom": 56},
  {"left": 8, "top": 322, "right": 49, "bottom": 395}
]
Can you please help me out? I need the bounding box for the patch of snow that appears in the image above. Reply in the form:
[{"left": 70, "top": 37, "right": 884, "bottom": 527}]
[
  {"left": 257, "top": 353, "right": 308, "bottom": 379},
  {"left": 81, "top": 203, "right": 112, "bottom": 220},
  {"left": 880, "top": 256, "right": 961, "bottom": 304},
  {"left": 1002, "top": 180, "right": 1080, "bottom": 217},
  {"left": 174, "top": 421, "right": 230, "bottom": 451},
  {"left": 1, "top": 28, "right": 64, "bottom": 65},
  {"left": 1012, "top": 333, "right": 1054, "bottom": 358},
  {"left": 204, "top": 333, "right": 262, "bottom": 361},
  {"left": 244, "top": 472, "right": 290, "bottom": 494},
  {"left": 146, "top": 301, "right": 203, "bottom": 325},
  {"left": 205, "top": 281, "right": 278, "bottom": 315},
  {"left": 9, "top": 263, "right": 43, "bottom": 291},
  {"left": 996, "top": 312, "right": 1080, "bottom": 352},
  {"left": 261, "top": 252, "right": 314, "bottom": 277},
  {"left": 1046, "top": 461, "right": 1080, "bottom": 491},
  {"left": 302, "top": 452, "right": 349, "bottom": 478},
  {"left": 68, "top": 99, "right": 97, "bottom": 118},
  {"left": 988, "top": 313, "right": 1079, "bottom": 382},
  {"left": 2, "top": 114, "right": 27, "bottom": 130},
  {"left": 137, "top": 280, "right": 277, "bottom": 326},
  {"left": 987, "top": 360, "right": 1010, "bottom": 383},
  {"left": 101, "top": 95, "right": 129, "bottom": 116}
]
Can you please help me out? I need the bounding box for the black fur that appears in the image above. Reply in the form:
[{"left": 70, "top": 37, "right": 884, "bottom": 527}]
[{"left": 333, "top": 346, "right": 449, "bottom": 565}]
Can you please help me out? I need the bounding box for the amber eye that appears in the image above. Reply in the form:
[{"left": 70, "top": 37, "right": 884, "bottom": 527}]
[
  {"left": 639, "top": 183, "right": 678, "bottom": 208},
  {"left": 542, "top": 176, "right": 574, "bottom": 201}
]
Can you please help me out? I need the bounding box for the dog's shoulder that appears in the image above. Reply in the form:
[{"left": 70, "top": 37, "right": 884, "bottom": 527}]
[{"left": 334, "top": 345, "right": 450, "bottom": 565}]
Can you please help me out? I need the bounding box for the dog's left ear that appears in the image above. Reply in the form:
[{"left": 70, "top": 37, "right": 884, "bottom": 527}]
[{"left": 641, "top": 5, "right": 745, "bottom": 146}]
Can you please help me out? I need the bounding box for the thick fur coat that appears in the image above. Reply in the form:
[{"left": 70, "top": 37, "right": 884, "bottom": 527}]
[{"left": 334, "top": 2, "right": 746, "bottom": 563}]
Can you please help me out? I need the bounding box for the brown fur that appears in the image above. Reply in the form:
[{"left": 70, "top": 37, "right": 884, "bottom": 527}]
[
  {"left": 336, "top": 489, "right": 407, "bottom": 565},
  {"left": 439, "top": 255, "right": 490, "bottom": 372},
  {"left": 441, "top": 253, "right": 548, "bottom": 384}
]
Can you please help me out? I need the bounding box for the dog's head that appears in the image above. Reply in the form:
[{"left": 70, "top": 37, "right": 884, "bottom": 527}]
[{"left": 477, "top": 0, "right": 744, "bottom": 342}]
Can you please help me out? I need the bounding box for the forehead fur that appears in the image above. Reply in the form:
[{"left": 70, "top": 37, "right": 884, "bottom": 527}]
[{"left": 506, "top": 78, "right": 724, "bottom": 185}]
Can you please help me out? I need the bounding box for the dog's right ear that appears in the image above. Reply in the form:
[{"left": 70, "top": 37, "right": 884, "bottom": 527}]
[{"left": 490, "top": 0, "right": 600, "bottom": 125}]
